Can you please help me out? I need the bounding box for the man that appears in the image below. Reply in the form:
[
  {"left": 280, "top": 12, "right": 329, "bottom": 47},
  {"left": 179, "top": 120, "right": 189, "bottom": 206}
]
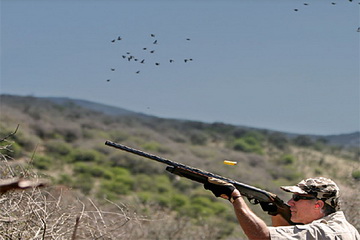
[{"left": 204, "top": 177, "right": 360, "bottom": 240}]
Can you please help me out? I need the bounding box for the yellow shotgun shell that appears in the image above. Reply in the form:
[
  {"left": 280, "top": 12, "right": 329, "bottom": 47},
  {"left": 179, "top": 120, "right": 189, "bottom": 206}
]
[{"left": 223, "top": 160, "right": 237, "bottom": 165}]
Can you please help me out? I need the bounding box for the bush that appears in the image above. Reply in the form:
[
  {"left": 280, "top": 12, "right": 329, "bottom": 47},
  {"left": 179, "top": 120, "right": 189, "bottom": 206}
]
[
  {"left": 73, "top": 174, "right": 94, "bottom": 195},
  {"left": 170, "top": 193, "right": 190, "bottom": 210},
  {"left": 33, "top": 155, "right": 53, "bottom": 170},
  {"left": 57, "top": 174, "right": 74, "bottom": 186},
  {"left": 54, "top": 126, "right": 81, "bottom": 143},
  {"left": 1, "top": 141, "right": 22, "bottom": 159},
  {"left": 133, "top": 174, "right": 154, "bottom": 191},
  {"left": 141, "top": 141, "right": 169, "bottom": 154},
  {"left": 45, "top": 141, "right": 72, "bottom": 157},
  {"left": 233, "top": 136, "right": 263, "bottom": 154},
  {"left": 71, "top": 149, "right": 102, "bottom": 162},
  {"left": 277, "top": 154, "right": 296, "bottom": 165},
  {"left": 190, "top": 132, "right": 208, "bottom": 145},
  {"left": 73, "top": 162, "right": 111, "bottom": 178},
  {"left": 293, "top": 135, "right": 313, "bottom": 147},
  {"left": 351, "top": 170, "right": 360, "bottom": 181},
  {"left": 100, "top": 177, "right": 134, "bottom": 196},
  {"left": 97, "top": 167, "right": 135, "bottom": 197},
  {"left": 268, "top": 132, "right": 289, "bottom": 150},
  {"left": 182, "top": 196, "right": 226, "bottom": 218}
]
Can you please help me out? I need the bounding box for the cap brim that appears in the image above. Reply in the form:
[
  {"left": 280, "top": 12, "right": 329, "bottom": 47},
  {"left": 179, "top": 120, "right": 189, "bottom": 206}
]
[{"left": 280, "top": 186, "right": 308, "bottom": 194}]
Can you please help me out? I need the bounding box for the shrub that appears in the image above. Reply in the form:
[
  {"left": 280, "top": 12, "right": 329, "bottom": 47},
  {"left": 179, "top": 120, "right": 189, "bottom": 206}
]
[
  {"left": 33, "top": 155, "right": 53, "bottom": 170},
  {"left": 97, "top": 167, "right": 135, "bottom": 197},
  {"left": 100, "top": 176, "right": 134, "bottom": 196},
  {"left": 45, "top": 141, "right": 72, "bottom": 157},
  {"left": 190, "top": 132, "right": 208, "bottom": 145},
  {"left": 351, "top": 170, "right": 360, "bottom": 181},
  {"left": 293, "top": 135, "right": 313, "bottom": 147},
  {"left": 152, "top": 175, "right": 172, "bottom": 193},
  {"left": 277, "top": 154, "right": 296, "bottom": 165},
  {"left": 73, "top": 162, "right": 111, "bottom": 178},
  {"left": 57, "top": 174, "right": 74, "bottom": 186},
  {"left": 133, "top": 174, "right": 154, "bottom": 191},
  {"left": 183, "top": 197, "right": 226, "bottom": 218},
  {"left": 54, "top": 126, "right": 81, "bottom": 143},
  {"left": 268, "top": 132, "right": 289, "bottom": 150},
  {"left": 73, "top": 174, "right": 94, "bottom": 195},
  {"left": 11, "top": 132, "right": 36, "bottom": 152},
  {"left": 71, "top": 149, "right": 102, "bottom": 162},
  {"left": 170, "top": 193, "right": 189, "bottom": 210},
  {"left": 233, "top": 136, "right": 263, "bottom": 154},
  {"left": 142, "top": 141, "right": 162, "bottom": 152},
  {"left": 1, "top": 142, "right": 22, "bottom": 159}
]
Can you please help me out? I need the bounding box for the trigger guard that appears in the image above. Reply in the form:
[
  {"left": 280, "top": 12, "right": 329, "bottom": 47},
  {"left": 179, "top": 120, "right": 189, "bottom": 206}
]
[{"left": 247, "top": 198, "right": 260, "bottom": 205}]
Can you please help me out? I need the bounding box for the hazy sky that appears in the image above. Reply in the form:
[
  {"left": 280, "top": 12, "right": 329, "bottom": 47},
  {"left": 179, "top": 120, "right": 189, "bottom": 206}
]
[{"left": 1, "top": 0, "right": 359, "bottom": 135}]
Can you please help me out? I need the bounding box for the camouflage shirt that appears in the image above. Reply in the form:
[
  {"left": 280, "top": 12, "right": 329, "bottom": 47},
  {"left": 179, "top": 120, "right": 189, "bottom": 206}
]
[{"left": 269, "top": 211, "right": 360, "bottom": 240}]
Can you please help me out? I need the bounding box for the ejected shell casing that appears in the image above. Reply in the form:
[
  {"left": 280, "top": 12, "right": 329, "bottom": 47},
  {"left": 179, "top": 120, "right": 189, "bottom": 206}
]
[{"left": 223, "top": 160, "right": 237, "bottom": 166}]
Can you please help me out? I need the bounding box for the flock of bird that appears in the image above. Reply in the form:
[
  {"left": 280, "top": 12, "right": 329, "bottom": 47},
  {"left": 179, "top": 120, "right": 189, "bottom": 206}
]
[
  {"left": 105, "top": 1, "right": 358, "bottom": 82},
  {"left": 106, "top": 34, "right": 193, "bottom": 82},
  {"left": 293, "top": 0, "right": 359, "bottom": 12},
  {"left": 293, "top": 0, "right": 360, "bottom": 33}
]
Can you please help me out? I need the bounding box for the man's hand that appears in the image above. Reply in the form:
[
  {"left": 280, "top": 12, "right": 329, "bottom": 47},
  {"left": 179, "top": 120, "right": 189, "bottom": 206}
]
[
  {"left": 260, "top": 202, "right": 279, "bottom": 216},
  {"left": 204, "top": 177, "right": 235, "bottom": 200}
]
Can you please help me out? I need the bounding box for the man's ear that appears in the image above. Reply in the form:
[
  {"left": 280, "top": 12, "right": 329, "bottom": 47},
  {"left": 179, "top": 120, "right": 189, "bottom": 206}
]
[{"left": 315, "top": 200, "right": 324, "bottom": 209}]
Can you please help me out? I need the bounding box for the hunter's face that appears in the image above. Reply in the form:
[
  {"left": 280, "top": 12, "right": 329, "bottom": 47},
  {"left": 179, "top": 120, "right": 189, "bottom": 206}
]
[{"left": 288, "top": 194, "right": 318, "bottom": 224}]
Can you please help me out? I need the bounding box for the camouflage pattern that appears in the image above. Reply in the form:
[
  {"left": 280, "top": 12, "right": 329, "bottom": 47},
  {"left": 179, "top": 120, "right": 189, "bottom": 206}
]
[{"left": 280, "top": 177, "right": 340, "bottom": 210}]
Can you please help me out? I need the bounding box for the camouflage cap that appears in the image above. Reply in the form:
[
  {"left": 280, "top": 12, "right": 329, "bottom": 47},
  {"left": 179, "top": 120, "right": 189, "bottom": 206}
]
[{"left": 281, "top": 177, "right": 340, "bottom": 210}]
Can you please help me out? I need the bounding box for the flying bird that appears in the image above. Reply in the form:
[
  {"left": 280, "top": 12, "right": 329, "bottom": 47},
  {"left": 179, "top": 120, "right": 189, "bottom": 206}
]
[
  {"left": 151, "top": 34, "right": 155, "bottom": 37},
  {"left": 143, "top": 48, "right": 147, "bottom": 50},
  {"left": 169, "top": 59, "right": 174, "bottom": 63},
  {"left": 111, "top": 39, "right": 116, "bottom": 43},
  {"left": 136, "top": 71, "right": 140, "bottom": 74},
  {"left": 111, "top": 68, "right": 115, "bottom": 71},
  {"left": 186, "top": 38, "right": 191, "bottom": 41},
  {"left": 150, "top": 50, "right": 155, "bottom": 53},
  {"left": 294, "top": 8, "right": 299, "bottom": 11},
  {"left": 140, "top": 59, "right": 145, "bottom": 63},
  {"left": 153, "top": 40, "right": 158, "bottom": 44},
  {"left": 106, "top": 79, "right": 110, "bottom": 82},
  {"left": 331, "top": 2, "right": 336, "bottom": 5},
  {"left": 155, "top": 63, "right": 160, "bottom": 66},
  {"left": 117, "top": 36, "right": 122, "bottom": 40},
  {"left": 357, "top": 27, "right": 360, "bottom": 32}
]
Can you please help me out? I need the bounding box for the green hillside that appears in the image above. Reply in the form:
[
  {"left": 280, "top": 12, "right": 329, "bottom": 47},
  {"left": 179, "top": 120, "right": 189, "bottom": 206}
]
[{"left": 0, "top": 94, "right": 359, "bottom": 239}]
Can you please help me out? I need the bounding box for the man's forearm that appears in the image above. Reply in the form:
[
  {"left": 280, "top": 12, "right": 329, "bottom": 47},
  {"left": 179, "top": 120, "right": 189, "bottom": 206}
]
[{"left": 232, "top": 195, "right": 270, "bottom": 240}]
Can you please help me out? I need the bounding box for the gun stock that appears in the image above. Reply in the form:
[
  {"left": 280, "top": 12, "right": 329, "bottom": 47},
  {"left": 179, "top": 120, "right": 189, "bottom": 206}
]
[{"left": 105, "top": 140, "right": 293, "bottom": 225}]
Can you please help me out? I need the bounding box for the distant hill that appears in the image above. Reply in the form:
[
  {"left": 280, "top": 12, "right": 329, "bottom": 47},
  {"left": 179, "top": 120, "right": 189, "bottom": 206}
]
[
  {"left": 0, "top": 94, "right": 358, "bottom": 148},
  {"left": 316, "top": 132, "right": 359, "bottom": 148},
  {"left": 43, "top": 97, "right": 151, "bottom": 118},
  {"left": 43, "top": 96, "right": 359, "bottom": 149}
]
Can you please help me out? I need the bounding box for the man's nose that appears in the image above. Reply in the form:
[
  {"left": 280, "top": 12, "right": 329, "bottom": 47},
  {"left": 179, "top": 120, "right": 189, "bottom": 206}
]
[{"left": 287, "top": 198, "right": 295, "bottom": 206}]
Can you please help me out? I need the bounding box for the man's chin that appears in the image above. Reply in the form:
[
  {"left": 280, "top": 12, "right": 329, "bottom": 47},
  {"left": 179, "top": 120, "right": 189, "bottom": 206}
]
[{"left": 290, "top": 213, "right": 299, "bottom": 223}]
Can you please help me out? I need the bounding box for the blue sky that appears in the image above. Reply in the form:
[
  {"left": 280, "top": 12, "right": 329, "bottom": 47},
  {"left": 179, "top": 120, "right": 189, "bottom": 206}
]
[{"left": 1, "top": 0, "right": 359, "bottom": 135}]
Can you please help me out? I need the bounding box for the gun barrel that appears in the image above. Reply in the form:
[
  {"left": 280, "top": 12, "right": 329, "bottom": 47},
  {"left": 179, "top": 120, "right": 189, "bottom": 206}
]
[{"left": 105, "top": 140, "right": 189, "bottom": 167}]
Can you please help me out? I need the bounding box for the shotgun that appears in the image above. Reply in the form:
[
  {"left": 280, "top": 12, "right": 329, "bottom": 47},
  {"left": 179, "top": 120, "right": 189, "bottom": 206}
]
[{"left": 105, "top": 140, "right": 293, "bottom": 224}]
